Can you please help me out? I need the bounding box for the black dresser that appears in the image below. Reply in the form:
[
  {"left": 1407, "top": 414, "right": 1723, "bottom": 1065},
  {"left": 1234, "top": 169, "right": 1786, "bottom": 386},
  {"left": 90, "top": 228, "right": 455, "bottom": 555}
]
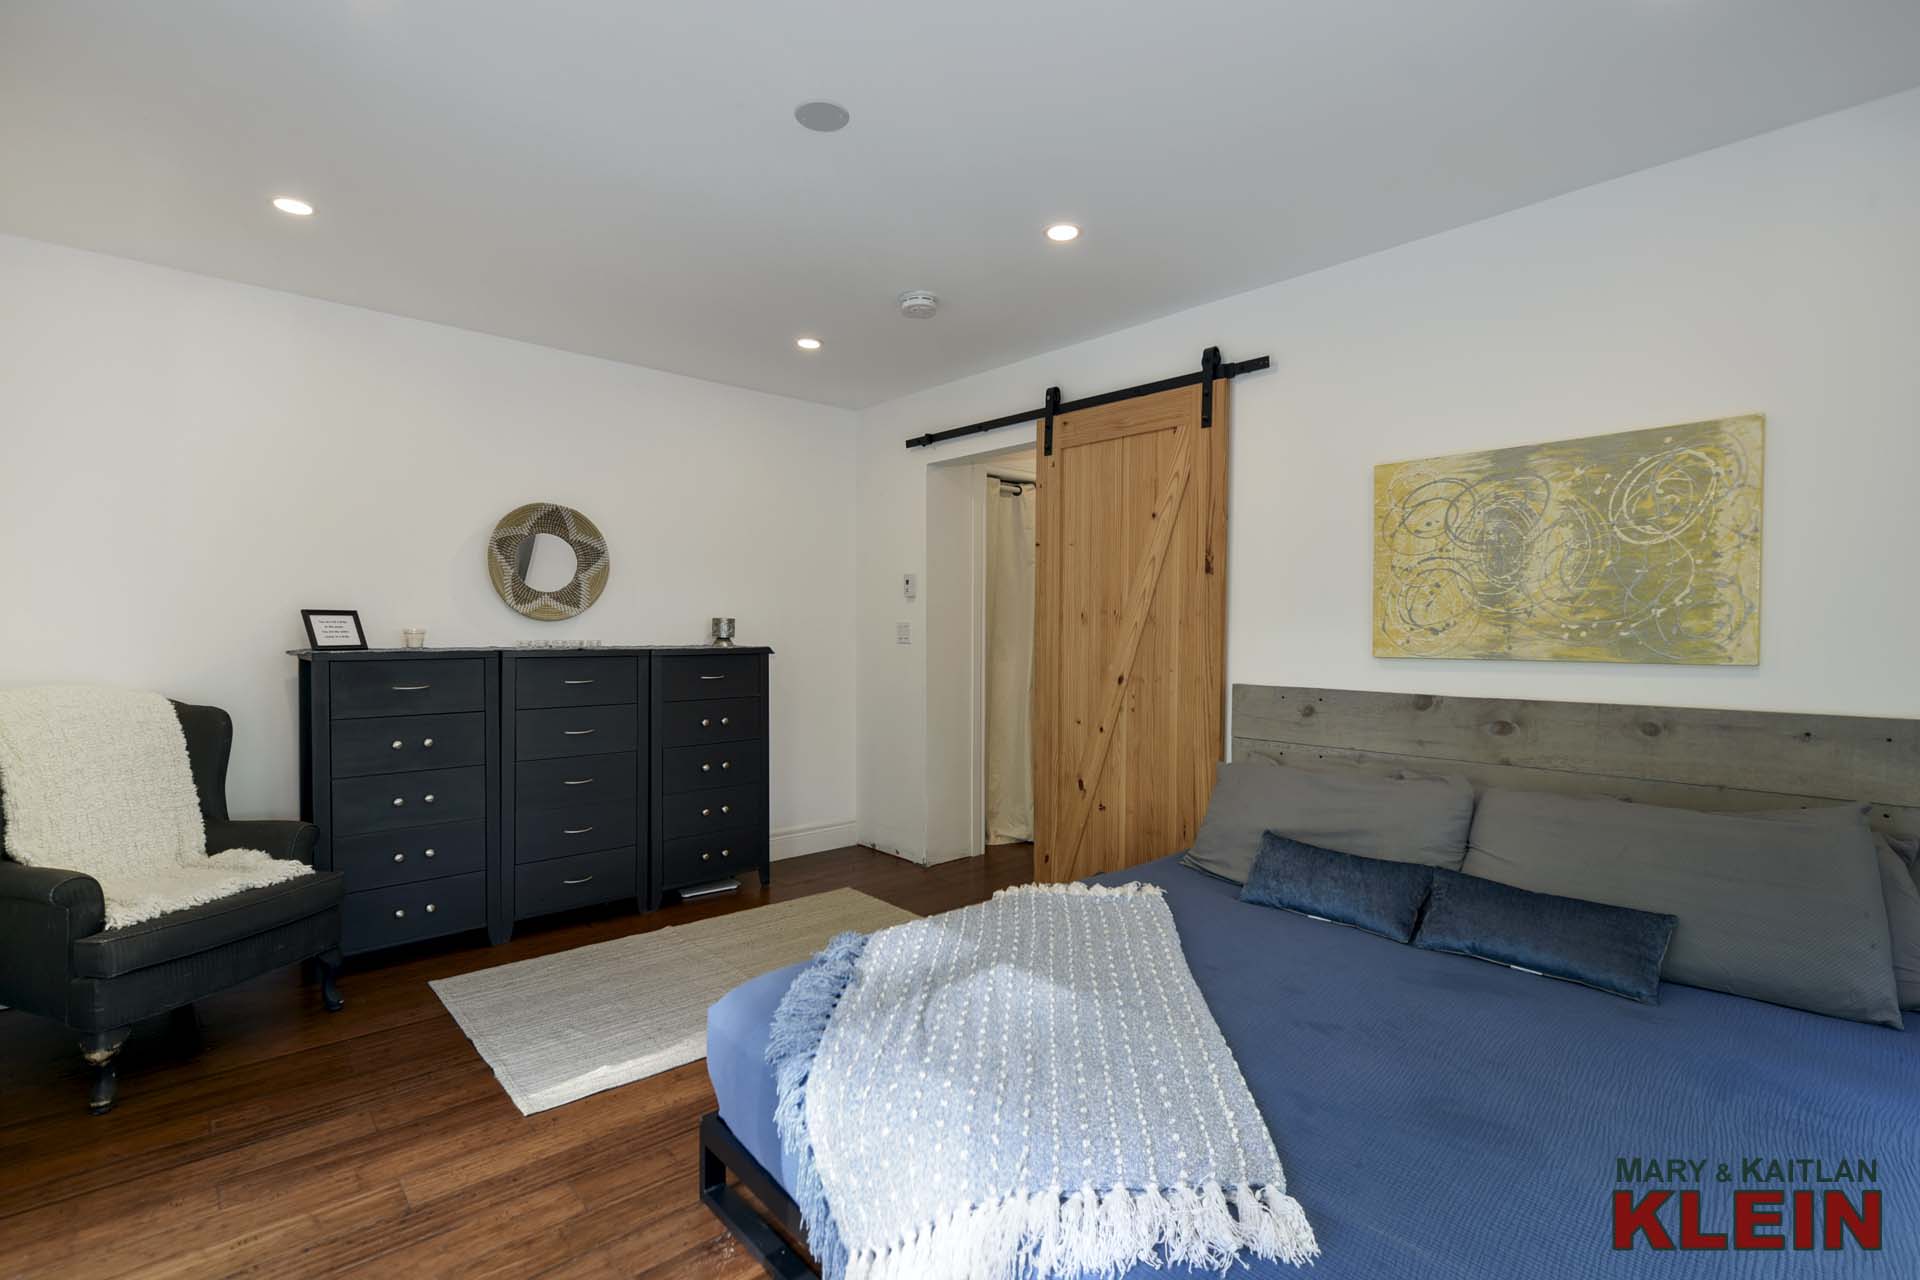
[{"left": 296, "top": 645, "right": 772, "bottom": 954}]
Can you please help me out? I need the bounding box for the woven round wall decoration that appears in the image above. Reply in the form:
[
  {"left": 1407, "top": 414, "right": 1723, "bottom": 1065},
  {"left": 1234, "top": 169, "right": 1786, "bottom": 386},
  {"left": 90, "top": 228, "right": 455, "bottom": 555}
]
[{"left": 486, "top": 502, "right": 610, "bottom": 620}]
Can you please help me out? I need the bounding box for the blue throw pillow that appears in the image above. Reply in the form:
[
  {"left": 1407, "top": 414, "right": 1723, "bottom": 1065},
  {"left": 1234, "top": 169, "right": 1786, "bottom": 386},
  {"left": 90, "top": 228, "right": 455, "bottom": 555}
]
[
  {"left": 1414, "top": 869, "right": 1678, "bottom": 1003},
  {"left": 1238, "top": 831, "right": 1435, "bottom": 942}
]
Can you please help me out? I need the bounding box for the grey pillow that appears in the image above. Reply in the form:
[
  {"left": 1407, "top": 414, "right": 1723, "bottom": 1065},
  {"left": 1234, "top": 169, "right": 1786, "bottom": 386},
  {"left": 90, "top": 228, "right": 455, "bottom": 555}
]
[
  {"left": 1183, "top": 760, "right": 1473, "bottom": 885},
  {"left": 1877, "top": 841, "right": 1920, "bottom": 1012},
  {"left": 1728, "top": 809, "right": 1920, "bottom": 1011},
  {"left": 1463, "top": 790, "right": 1902, "bottom": 1028}
]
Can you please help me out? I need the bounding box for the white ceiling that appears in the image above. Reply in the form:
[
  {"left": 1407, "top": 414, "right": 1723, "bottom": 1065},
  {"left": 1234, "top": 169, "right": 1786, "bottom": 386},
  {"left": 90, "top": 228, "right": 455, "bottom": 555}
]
[{"left": 4, "top": 2, "right": 1918, "bottom": 409}]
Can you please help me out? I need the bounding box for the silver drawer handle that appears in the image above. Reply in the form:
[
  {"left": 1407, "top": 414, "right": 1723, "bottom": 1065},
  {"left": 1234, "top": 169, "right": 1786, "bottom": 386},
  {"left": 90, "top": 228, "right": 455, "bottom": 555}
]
[
  {"left": 699, "top": 674, "right": 725, "bottom": 681},
  {"left": 426, "top": 903, "right": 437, "bottom": 914},
  {"left": 563, "top": 728, "right": 596, "bottom": 736},
  {"left": 391, "top": 684, "right": 431, "bottom": 691},
  {"left": 424, "top": 848, "right": 436, "bottom": 859},
  {"left": 564, "top": 826, "right": 595, "bottom": 835},
  {"left": 563, "top": 875, "right": 595, "bottom": 885},
  {"left": 393, "top": 908, "right": 406, "bottom": 918},
  {"left": 563, "top": 678, "right": 596, "bottom": 685},
  {"left": 392, "top": 852, "right": 405, "bottom": 863},
  {"left": 391, "top": 740, "right": 403, "bottom": 750},
  {"left": 563, "top": 777, "right": 595, "bottom": 786}
]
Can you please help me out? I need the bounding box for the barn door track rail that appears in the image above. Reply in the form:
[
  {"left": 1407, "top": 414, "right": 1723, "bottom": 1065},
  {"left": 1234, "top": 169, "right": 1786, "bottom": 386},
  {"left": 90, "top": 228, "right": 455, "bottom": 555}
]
[{"left": 902, "top": 346, "right": 1271, "bottom": 455}]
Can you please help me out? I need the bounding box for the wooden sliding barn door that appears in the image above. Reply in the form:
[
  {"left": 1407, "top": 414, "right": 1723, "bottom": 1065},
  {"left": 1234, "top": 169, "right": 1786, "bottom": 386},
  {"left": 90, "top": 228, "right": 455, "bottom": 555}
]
[{"left": 1031, "top": 381, "right": 1228, "bottom": 883}]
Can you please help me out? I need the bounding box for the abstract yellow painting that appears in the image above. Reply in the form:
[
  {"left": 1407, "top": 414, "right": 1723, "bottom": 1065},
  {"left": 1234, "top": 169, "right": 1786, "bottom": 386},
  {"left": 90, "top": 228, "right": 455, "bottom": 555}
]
[{"left": 1374, "top": 416, "right": 1763, "bottom": 664}]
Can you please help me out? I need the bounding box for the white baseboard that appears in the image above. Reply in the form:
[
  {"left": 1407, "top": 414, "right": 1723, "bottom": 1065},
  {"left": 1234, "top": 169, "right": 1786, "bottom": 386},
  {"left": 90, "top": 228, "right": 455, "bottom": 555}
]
[{"left": 770, "top": 819, "right": 859, "bottom": 861}]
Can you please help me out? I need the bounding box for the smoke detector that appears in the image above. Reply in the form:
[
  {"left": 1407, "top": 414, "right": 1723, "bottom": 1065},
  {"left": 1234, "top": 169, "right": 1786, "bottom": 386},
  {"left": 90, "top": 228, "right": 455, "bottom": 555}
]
[{"left": 897, "top": 290, "right": 940, "bottom": 320}]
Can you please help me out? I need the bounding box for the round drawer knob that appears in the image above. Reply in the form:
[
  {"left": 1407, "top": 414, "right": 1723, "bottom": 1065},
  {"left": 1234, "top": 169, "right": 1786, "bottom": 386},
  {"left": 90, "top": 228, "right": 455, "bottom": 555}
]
[
  {"left": 392, "top": 797, "right": 405, "bottom": 807},
  {"left": 701, "top": 852, "right": 711, "bottom": 861},
  {"left": 393, "top": 908, "right": 406, "bottom": 919},
  {"left": 720, "top": 804, "right": 732, "bottom": 815},
  {"left": 701, "top": 718, "right": 712, "bottom": 727},
  {"left": 423, "top": 738, "right": 434, "bottom": 748},
  {"left": 701, "top": 763, "right": 711, "bottom": 772},
  {"left": 424, "top": 848, "right": 436, "bottom": 859},
  {"left": 392, "top": 852, "right": 405, "bottom": 863},
  {"left": 701, "top": 807, "right": 712, "bottom": 817},
  {"left": 391, "top": 740, "right": 403, "bottom": 750},
  {"left": 424, "top": 794, "right": 436, "bottom": 804},
  {"left": 720, "top": 761, "right": 731, "bottom": 770},
  {"left": 426, "top": 903, "right": 437, "bottom": 914},
  {"left": 720, "top": 717, "right": 731, "bottom": 726},
  {"left": 721, "top": 849, "right": 731, "bottom": 858}
]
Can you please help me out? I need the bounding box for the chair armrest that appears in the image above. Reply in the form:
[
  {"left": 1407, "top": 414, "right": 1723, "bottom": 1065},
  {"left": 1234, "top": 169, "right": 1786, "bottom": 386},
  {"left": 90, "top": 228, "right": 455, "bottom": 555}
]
[
  {"left": 207, "top": 820, "right": 318, "bottom": 865},
  {"left": 0, "top": 861, "right": 107, "bottom": 932},
  {"left": 0, "top": 862, "right": 106, "bottom": 1019}
]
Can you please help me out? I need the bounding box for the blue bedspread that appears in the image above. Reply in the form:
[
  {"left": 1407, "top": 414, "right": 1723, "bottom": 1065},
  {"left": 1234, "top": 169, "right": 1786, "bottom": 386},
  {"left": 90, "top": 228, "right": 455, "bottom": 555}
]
[{"left": 707, "top": 856, "right": 1920, "bottom": 1276}]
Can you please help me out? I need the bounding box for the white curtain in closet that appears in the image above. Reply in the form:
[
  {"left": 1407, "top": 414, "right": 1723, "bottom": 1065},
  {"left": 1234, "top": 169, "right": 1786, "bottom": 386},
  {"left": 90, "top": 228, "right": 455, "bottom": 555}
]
[{"left": 984, "top": 477, "right": 1036, "bottom": 844}]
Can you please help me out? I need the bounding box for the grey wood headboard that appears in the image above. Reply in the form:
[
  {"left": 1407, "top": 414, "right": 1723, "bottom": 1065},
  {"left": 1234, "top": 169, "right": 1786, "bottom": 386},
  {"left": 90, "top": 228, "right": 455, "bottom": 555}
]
[{"left": 1231, "top": 685, "right": 1920, "bottom": 841}]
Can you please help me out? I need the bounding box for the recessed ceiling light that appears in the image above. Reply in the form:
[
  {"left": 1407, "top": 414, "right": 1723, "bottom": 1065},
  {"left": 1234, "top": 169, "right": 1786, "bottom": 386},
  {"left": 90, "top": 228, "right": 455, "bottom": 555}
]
[
  {"left": 796, "top": 336, "right": 823, "bottom": 351},
  {"left": 272, "top": 197, "right": 314, "bottom": 216},
  {"left": 794, "top": 101, "right": 851, "bottom": 133},
  {"left": 1045, "top": 222, "right": 1080, "bottom": 243}
]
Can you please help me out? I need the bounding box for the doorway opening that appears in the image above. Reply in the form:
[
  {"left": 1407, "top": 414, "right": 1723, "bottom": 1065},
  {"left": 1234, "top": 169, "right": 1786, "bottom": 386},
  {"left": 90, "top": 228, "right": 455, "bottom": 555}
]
[
  {"left": 922, "top": 441, "right": 1037, "bottom": 864},
  {"left": 982, "top": 450, "right": 1037, "bottom": 853}
]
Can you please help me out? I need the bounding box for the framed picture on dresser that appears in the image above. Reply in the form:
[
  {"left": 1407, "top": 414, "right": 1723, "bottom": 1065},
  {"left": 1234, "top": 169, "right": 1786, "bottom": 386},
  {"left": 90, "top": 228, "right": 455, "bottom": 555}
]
[{"left": 300, "top": 609, "right": 368, "bottom": 651}]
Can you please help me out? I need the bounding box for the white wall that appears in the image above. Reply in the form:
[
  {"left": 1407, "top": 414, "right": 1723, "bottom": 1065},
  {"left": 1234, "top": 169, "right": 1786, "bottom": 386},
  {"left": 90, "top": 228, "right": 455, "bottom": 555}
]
[
  {"left": 855, "top": 87, "right": 1920, "bottom": 863},
  {"left": 0, "top": 235, "right": 860, "bottom": 854}
]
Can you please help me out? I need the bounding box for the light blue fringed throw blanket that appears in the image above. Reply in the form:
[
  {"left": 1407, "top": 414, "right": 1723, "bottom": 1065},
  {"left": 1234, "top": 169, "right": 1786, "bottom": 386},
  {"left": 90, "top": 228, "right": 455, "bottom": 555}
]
[{"left": 769, "top": 882, "right": 1318, "bottom": 1280}]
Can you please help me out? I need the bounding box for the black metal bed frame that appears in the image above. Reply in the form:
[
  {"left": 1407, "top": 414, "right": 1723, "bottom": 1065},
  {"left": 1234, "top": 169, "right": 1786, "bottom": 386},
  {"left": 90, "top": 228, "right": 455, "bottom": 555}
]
[{"left": 699, "top": 1111, "right": 821, "bottom": 1279}]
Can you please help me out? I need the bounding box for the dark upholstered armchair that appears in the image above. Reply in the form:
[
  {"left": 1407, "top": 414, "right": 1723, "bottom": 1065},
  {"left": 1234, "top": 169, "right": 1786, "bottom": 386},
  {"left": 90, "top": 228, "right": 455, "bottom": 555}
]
[{"left": 0, "top": 701, "right": 346, "bottom": 1113}]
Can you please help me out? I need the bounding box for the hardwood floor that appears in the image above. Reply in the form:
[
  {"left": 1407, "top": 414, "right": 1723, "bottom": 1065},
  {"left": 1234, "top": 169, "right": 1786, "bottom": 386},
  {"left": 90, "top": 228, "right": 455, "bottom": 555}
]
[{"left": 0, "top": 844, "right": 1033, "bottom": 1279}]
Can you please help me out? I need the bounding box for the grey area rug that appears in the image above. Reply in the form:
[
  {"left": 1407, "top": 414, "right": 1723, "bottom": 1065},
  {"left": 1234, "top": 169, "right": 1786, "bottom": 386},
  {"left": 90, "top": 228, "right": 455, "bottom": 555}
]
[{"left": 431, "top": 888, "right": 917, "bottom": 1114}]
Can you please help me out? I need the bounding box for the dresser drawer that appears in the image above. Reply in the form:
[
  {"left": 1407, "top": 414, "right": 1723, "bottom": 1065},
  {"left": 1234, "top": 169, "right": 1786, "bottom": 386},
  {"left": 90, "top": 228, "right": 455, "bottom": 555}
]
[
  {"left": 516, "top": 847, "right": 637, "bottom": 918},
  {"left": 661, "top": 784, "right": 763, "bottom": 840},
  {"left": 662, "top": 830, "right": 765, "bottom": 888},
  {"left": 657, "top": 653, "right": 764, "bottom": 702},
  {"left": 663, "top": 742, "right": 765, "bottom": 793},
  {"left": 515, "top": 752, "right": 640, "bottom": 810},
  {"left": 331, "top": 766, "right": 488, "bottom": 836},
  {"left": 342, "top": 873, "right": 486, "bottom": 953},
  {"left": 330, "top": 712, "right": 486, "bottom": 778},
  {"left": 659, "top": 698, "right": 763, "bottom": 747},
  {"left": 332, "top": 821, "right": 487, "bottom": 890},
  {"left": 515, "top": 800, "right": 640, "bottom": 863},
  {"left": 331, "top": 659, "right": 485, "bottom": 719},
  {"left": 514, "top": 656, "right": 640, "bottom": 709},
  {"left": 516, "top": 705, "right": 638, "bottom": 760}
]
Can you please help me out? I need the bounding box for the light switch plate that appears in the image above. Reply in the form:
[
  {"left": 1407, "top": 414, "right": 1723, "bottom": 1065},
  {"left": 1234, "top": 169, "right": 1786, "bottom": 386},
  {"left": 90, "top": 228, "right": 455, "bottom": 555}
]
[{"left": 896, "top": 622, "right": 912, "bottom": 645}]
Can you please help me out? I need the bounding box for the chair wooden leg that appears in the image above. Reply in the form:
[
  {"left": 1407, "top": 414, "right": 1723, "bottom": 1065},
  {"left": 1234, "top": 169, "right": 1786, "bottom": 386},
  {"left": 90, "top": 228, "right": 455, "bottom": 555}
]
[
  {"left": 80, "top": 1027, "right": 130, "bottom": 1115},
  {"left": 317, "top": 948, "right": 345, "bottom": 1013}
]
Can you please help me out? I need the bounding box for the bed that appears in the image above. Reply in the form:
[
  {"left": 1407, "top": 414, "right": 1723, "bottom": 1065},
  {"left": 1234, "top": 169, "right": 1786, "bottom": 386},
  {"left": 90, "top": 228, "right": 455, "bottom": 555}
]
[{"left": 701, "top": 687, "right": 1920, "bottom": 1277}]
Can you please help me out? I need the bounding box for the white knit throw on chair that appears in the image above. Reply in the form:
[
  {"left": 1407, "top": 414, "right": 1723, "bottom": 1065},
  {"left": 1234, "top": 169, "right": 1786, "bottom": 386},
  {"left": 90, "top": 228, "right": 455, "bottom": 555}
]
[{"left": 0, "top": 685, "right": 310, "bottom": 929}]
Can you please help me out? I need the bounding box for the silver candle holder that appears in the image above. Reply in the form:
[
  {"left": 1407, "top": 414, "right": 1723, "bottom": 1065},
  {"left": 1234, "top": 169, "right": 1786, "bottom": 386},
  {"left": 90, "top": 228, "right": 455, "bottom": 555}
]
[{"left": 710, "top": 617, "right": 737, "bottom": 647}]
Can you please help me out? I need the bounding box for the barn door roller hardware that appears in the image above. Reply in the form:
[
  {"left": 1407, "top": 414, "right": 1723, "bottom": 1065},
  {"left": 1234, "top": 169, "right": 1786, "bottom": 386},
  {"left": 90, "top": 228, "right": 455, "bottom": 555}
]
[{"left": 902, "top": 347, "right": 1271, "bottom": 453}]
